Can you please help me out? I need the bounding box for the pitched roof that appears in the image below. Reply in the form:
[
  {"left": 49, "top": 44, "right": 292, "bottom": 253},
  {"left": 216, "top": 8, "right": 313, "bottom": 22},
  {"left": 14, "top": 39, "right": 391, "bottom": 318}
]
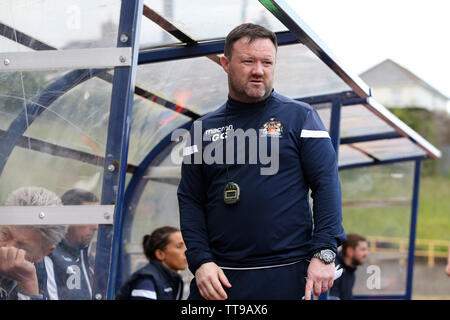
[{"left": 360, "top": 59, "right": 449, "bottom": 100}]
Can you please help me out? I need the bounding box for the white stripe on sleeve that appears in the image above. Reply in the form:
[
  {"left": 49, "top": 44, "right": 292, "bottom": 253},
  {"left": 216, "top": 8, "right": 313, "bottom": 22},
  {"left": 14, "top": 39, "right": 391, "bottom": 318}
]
[
  {"left": 183, "top": 145, "right": 198, "bottom": 156},
  {"left": 131, "top": 289, "right": 157, "bottom": 300},
  {"left": 44, "top": 256, "right": 59, "bottom": 300},
  {"left": 300, "top": 129, "right": 330, "bottom": 138}
]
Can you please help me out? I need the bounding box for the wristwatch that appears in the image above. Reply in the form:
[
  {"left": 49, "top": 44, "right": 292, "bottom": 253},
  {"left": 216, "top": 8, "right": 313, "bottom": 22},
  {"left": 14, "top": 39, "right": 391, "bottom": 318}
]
[{"left": 312, "top": 249, "right": 336, "bottom": 264}]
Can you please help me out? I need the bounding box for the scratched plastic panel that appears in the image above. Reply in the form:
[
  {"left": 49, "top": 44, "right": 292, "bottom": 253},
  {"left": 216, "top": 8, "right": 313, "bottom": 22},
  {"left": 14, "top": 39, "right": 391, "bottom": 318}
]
[
  {"left": 0, "top": 0, "right": 121, "bottom": 51},
  {"left": 275, "top": 44, "right": 351, "bottom": 99},
  {"left": 339, "top": 161, "right": 415, "bottom": 297},
  {"left": 128, "top": 94, "right": 191, "bottom": 166},
  {"left": 143, "top": 0, "right": 287, "bottom": 44},
  {"left": 0, "top": 70, "right": 112, "bottom": 203},
  {"left": 340, "top": 104, "right": 396, "bottom": 139}
]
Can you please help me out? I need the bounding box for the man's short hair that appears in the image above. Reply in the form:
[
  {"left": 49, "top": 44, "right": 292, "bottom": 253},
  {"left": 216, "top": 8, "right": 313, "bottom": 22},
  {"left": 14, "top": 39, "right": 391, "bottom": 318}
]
[
  {"left": 342, "top": 233, "right": 367, "bottom": 256},
  {"left": 61, "top": 188, "right": 99, "bottom": 205},
  {"left": 5, "top": 186, "right": 67, "bottom": 248},
  {"left": 224, "top": 23, "right": 277, "bottom": 58}
]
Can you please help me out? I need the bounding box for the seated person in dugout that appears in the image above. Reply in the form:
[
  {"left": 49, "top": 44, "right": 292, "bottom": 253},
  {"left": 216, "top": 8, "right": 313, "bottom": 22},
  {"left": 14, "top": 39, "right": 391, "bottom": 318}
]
[
  {"left": 37, "top": 188, "right": 99, "bottom": 300},
  {"left": 329, "top": 233, "right": 369, "bottom": 300},
  {"left": 0, "top": 187, "right": 67, "bottom": 300},
  {"left": 115, "top": 226, "right": 187, "bottom": 300}
]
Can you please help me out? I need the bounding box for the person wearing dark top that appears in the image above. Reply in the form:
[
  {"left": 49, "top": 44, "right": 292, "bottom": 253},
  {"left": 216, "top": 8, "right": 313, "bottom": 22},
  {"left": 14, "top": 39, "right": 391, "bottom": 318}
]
[
  {"left": 115, "top": 226, "right": 187, "bottom": 300},
  {"left": 178, "top": 23, "right": 346, "bottom": 300},
  {"left": 329, "top": 233, "right": 369, "bottom": 300},
  {"left": 38, "top": 189, "right": 99, "bottom": 300}
]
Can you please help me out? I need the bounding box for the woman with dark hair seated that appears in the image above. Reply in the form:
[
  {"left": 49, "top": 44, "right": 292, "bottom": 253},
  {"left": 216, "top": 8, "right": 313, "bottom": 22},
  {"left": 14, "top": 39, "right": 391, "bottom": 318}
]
[{"left": 115, "top": 226, "right": 187, "bottom": 300}]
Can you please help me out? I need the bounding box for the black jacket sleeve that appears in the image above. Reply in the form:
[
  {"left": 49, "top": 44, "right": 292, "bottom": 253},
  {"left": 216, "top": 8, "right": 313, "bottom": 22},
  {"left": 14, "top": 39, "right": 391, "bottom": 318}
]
[{"left": 299, "top": 108, "right": 347, "bottom": 255}]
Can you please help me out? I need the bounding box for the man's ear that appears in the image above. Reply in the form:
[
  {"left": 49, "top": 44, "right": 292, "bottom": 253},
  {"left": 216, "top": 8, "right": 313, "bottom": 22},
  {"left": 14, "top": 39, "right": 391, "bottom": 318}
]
[
  {"left": 345, "top": 247, "right": 354, "bottom": 258},
  {"left": 155, "top": 248, "right": 166, "bottom": 261},
  {"left": 220, "top": 55, "right": 229, "bottom": 73},
  {"left": 35, "top": 245, "right": 56, "bottom": 263}
]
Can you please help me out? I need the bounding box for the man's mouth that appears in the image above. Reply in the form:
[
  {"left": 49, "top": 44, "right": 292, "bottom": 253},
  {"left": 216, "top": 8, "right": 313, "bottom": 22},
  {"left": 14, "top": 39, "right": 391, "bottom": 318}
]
[{"left": 249, "top": 79, "right": 263, "bottom": 85}]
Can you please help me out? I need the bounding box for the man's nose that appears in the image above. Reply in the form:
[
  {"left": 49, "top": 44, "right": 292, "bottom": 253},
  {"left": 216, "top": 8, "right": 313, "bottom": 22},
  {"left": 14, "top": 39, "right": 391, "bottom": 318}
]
[{"left": 251, "top": 61, "right": 264, "bottom": 76}]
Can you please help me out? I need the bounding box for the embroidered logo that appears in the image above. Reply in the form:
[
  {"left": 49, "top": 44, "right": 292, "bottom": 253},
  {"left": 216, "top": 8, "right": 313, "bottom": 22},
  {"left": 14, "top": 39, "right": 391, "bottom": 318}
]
[{"left": 261, "top": 117, "right": 283, "bottom": 138}]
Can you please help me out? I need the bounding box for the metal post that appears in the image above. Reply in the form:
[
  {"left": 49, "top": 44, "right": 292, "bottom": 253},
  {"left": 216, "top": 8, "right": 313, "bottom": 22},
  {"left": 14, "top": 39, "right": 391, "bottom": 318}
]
[
  {"left": 329, "top": 97, "right": 342, "bottom": 156},
  {"left": 92, "top": 0, "right": 143, "bottom": 300},
  {"left": 405, "top": 159, "right": 421, "bottom": 299}
]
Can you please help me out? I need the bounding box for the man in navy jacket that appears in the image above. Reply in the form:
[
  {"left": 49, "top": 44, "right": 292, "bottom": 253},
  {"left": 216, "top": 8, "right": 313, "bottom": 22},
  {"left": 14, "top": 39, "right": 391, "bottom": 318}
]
[
  {"left": 177, "top": 23, "right": 346, "bottom": 300},
  {"left": 39, "top": 189, "right": 98, "bottom": 300}
]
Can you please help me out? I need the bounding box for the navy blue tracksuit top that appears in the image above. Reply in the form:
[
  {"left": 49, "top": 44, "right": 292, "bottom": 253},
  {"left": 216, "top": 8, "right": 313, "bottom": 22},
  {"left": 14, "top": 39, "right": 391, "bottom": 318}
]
[{"left": 178, "top": 90, "right": 346, "bottom": 274}]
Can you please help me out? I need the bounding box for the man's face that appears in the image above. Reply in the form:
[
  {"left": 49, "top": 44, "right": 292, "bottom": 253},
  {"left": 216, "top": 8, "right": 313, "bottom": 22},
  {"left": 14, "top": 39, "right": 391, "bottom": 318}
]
[
  {"left": 221, "top": 37, "right": 276, "bottom": 103},
  {"left": 0, "top": 226, "right": 53, "bottom": 263},
  {"left": 351, "top": 241, "right": 369, "bottom": 266},
  {"left": 65, "top": 201, "right": 99, "bottom": 245},
  {"left": 66, "top": 225, "right": 98, "bottom": 245}
]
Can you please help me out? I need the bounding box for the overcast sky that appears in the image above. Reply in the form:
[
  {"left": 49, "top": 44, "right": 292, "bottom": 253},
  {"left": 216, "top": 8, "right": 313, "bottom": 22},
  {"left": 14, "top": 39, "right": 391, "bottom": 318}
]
[{"left": 286, "top": 0, "right": 450, "bottom": 103}]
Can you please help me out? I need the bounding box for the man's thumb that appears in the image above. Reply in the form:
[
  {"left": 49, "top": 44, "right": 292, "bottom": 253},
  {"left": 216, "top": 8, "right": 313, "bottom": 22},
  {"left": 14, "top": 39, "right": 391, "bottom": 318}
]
[{"left": 218, "top": 269, "right": 232, "bottom": 288}]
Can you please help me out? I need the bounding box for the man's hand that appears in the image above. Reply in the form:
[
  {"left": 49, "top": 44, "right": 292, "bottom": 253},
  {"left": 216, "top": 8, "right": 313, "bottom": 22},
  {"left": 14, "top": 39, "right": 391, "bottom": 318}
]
[
  {"left": 195, "top": 262, "right": 232, "bottom": 300},
  {"left": 304, "top": 258, "right": 335, "bottom": 300},
  {"left": 0, "top": 247, "right": 39, "bottom": 295}
]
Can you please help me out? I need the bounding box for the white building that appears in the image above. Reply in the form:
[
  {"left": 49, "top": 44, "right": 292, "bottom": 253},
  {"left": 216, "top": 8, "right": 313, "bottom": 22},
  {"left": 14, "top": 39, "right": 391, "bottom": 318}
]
[{"left": 360, "top": 59, "right": 449, "bottom": 114}]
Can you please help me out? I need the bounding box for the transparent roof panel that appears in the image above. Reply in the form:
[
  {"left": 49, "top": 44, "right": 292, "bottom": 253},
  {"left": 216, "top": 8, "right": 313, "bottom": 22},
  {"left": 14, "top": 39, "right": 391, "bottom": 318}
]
[
  {"left": 135, "top": 43, "right": 353, "bottom": 117},
  {"left": 338, "top": 144, "right": 373, "bottom": 167},
  {"left": 276, "top": 44, "right": 351, "bottom": 99},
  {"left": 340, "top": 104, "right": 397, "bottom": 138},
  {"left": 140, "top": 12, "right": 182, "bottom": 50},
  {"left": 352, "top": 137, "right": 427, "bottom": 161},
  {"left": 311, "top": 103, "right": 331, "bottom": 130},
  {"left": 0, "top": 70, "right": 72, "bottom": 131},
  {"left": 136, "top": 56, "right": 227, "bottom": 115},
  {"left": 1, "top": 0, "right": 121, "bottom": 50},
  {"left": 143, "top": 0, "right": 288, "bottom": 45},
  {"left": 0, "top": 35, "right": 32, "bottom": 53}
]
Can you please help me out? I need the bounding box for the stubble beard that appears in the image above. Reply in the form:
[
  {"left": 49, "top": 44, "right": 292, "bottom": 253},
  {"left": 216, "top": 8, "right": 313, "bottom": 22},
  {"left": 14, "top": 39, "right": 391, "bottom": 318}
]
[{"left": 229, "top": 76, "right": 271, "bottom": 103}]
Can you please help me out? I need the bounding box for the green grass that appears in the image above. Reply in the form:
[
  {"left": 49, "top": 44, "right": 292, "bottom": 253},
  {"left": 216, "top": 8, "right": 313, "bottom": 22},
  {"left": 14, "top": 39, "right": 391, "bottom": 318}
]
[
  {"left": 416, "top": 176, "right": 450, "bottom": 241},
  {"left": 342, "top": 206, "right": 411, "bottom": 239},
  {"left": 342, "top": 175, "right": 450, "bottom": 243}
]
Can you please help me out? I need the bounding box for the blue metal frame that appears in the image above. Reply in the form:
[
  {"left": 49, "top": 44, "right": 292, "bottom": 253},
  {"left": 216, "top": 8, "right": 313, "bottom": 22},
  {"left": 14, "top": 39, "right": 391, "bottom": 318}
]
[
  {"left": 339, "top": 155, "right": 429, "bottom": 171},
  {"left": 340, "top": 132, "right": 402, "bottom": 145},
  {"left": 405, "top": 159, "right": 421, "bottom": 299},
  {"left": 92, "top": 0, "right": 143, "bottom": 300},
  {"left": 138, "top": 31, "right": 299, "bottom": 64},
  {"left": 329, "top": 98, "right": 342, "bottom": 155}
]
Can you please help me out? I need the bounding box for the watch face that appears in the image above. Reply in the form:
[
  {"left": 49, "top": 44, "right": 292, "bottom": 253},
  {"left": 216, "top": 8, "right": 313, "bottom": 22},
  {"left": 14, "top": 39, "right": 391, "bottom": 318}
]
[
  {"left": 323, "top": 251, "right": 333, "bottom": 263},
  {"left": 322, "top": 250, "right": 335, "bottom": 263}
]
